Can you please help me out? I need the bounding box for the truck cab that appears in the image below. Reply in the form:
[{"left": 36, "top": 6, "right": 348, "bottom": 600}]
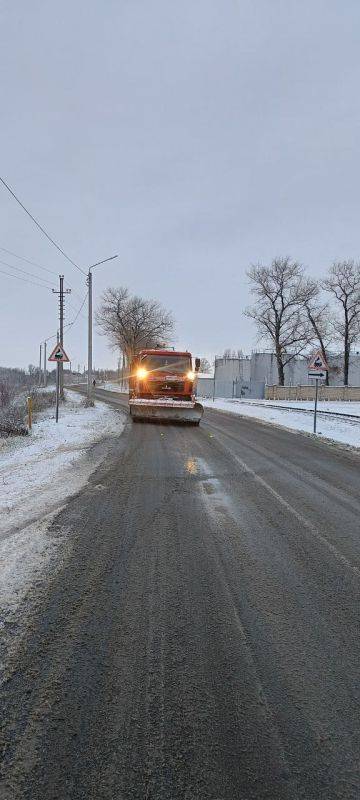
[{"left": 130, "top": 350, "right": 199, "bottom": 401}]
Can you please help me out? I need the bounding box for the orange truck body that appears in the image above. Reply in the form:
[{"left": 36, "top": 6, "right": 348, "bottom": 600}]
[{"left": 129, "top": 349, "right": 203, "bottom": 424}]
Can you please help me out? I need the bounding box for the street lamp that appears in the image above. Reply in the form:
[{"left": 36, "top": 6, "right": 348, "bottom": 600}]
[{"left": 87, "top": 254, "right": 118, "bottom": 403}]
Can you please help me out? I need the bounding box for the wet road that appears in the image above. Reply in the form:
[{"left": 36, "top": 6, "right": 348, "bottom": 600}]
[{"left": 1, "top": 390, "right": 360, "bottom": 799}]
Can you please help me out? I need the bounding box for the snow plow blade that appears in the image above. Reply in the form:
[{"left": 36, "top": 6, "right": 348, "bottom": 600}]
[{"left": 129, "top": 399, "right": 204, "bottom": 425}]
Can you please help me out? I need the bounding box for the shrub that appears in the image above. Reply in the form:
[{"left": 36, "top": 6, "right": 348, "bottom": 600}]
[
  {"left": 0, "top": 399, "right": 28, "bottom": 436},
  {"left": 29, "top": 387, "right": 56, "bottom": 412}
]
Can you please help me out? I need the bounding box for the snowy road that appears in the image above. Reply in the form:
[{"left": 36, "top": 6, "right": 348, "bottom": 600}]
[{"left": 1, "top": 391, "right": 360, "bottom": 799}]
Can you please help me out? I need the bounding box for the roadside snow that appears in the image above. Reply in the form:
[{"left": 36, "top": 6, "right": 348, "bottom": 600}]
[
  {"left": 104, "top": 381, "right": 127, "bottom": 393},
  {"left": 0, "top": 391, "right": 124, "bottom": 641},
  {"left": 0, "top": 390, "right": 124, "bottom": 534},
  {"left": 224, "top": 399, "right": 360, "bottom": 416},
  {"left": 201, "top": 398, "right": 360, "bottom": 448}
]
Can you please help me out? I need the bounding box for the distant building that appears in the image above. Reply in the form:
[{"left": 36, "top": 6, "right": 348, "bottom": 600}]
[{"left": 195, "top": 350, "right": 360, "bottom": 400}]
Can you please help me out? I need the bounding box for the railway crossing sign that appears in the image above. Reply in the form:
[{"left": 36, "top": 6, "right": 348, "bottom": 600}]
[
  {"left": 307, "top": 350, "right": 329, "bottom": 433},
  {"left": 48, "top": 343, "right": 70, "bottom": 423},
  {"left": 48, "top": 343, "right": 70, "bottom": 363},
  {"left": 308, "top": 350, "right": 329, "bottom": 374}
]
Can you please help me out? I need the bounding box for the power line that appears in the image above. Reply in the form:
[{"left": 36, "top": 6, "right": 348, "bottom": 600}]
[
  {"left": 67, "top": 290, "right": 88, "bottom": 328},
  {"left": 0, "top": 258, "right": 54, "bottom": 286},
  {"left": 0, "top": 268, "right": 52, "bottom": 290},
  {"left": 0, "top": 246, "right": 58, "bottom": 276},
  {"left": 0, "top": 176, "right": 86, "bottom": 276},
  {"left": 67, "top": 297, "right": 87, "bottom": 320},
  {"left": 0, "top": 245, "right": 83, "bottom": 297},
  {"left": 44, "top": 290, "right": 88, "bottom": 342}
]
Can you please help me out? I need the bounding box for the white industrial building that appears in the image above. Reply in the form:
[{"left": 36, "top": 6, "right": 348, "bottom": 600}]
[{"left": 196, "top": 351, "right": 360, "bottom": 400}]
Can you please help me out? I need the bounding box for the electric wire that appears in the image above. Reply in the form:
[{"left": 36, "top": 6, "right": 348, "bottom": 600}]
[
  {"left": 0, "top": 245, "right": 84, "bottom": 298},
  {"left": 0, "top": 176, "right": 86, "bottom": 276},
  {"left": 67, "top": 290, "right": 88, "bottom": 328},
  {"left": 0, "top": 246, "right": 58, "bottom": 276},
  {"left": 43, "top": 290, "right": 88, "bottom": 343},
  {"left": 0, "top": 268, "right": 52, "bottom": 290},
  {"left": 0, "top": 258, "right": 54, "bottom": 286},
  {"left": 67, "top": 299, "right": 87, "bottom": 321}
]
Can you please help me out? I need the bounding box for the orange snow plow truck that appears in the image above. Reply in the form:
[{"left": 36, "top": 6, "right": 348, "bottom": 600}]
[{"left": 129, "top": 349, "right": 204, "bottom": 425}]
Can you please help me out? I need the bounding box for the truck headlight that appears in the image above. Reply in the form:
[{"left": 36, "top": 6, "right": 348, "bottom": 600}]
[
  {"left": 186, "top": 370, "right": 195, "bottom": 381},
  {"left": 137, "top": 367, "right": 148, "bottom": 379}
]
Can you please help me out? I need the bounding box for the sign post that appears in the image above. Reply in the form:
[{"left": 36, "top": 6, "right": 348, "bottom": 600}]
[
  {"left": 307, "top": 350, "right": 329, "bottom": 435},
  {"left": 313, "top": 378, "right": 319, "bottom": 433},
  {"left": 48, "top": 343, "right": 70, "bottom": 423},
  {"left": 55, "top": 362, "right": 60, "bottom": 423},
  {"left": 27, "top": 396, "right": 33, "bottom": 430}
]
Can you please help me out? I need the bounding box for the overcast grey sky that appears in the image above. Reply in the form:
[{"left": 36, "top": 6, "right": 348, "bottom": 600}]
[{"left": 1, "top": 0, "right": 360, "bottom": 369}]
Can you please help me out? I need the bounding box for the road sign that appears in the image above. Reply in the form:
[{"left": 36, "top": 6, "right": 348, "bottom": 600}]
[
  {"left": 308, "top": 349, "right": 329, "bottom": 373},
  {"left": 48, "top": 343, "right": 70, "bottom": 363},
  {"left": 308, "top": 370, "right": 327, "bottom": 379},
  {"left": 308, "top": 350, "right": 328, "bottom": 434}
]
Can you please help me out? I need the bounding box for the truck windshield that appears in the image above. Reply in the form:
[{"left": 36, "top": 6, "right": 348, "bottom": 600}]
[{"left": 140, "top": 355, "right": 191, "bottom": 374}]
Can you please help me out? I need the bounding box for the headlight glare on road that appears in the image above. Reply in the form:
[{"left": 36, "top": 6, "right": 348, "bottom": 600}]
[{"left": 137, "top": 367, "right": 148, "bottom": 380}]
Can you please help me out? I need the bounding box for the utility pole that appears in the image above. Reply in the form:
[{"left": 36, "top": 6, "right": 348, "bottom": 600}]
[
  {"left": 43, "top": 341, "right": 47, "bottom": 387},
  {"left": 52, "top": 275, "right": 71, "bottom": 401},
  {"left": 39, "top": 343, "right": 42, "bottom": 387},
  {"left": 86, "top": 254, "right": 118, "bottom": 404},
  {"left": 87, "top": 269, "right": 93, "bottom": 403}
]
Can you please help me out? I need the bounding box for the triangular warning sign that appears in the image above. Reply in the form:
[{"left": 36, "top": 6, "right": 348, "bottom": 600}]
[
  {"left": 48, "top": 343, "right": 70, "bottom": 363},
  {"left": 308, "top": 349, "right": 329, "bottom": 372}
]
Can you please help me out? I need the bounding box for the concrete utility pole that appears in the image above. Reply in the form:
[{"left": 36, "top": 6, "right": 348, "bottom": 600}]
[
  {"left": 87, "top": 268, "right": 93, "bottom": 403},
  {"left": 86, "top": 254, "right": 118, "bottom": 404},
  {"left": 59, "top": 275, "right": 64, "bottom": 397},
  {"left": 43, "top": 341, "right": 47, "bottom": 387},
  {"left": 52, "top": 275, "right": 71, "bottom": 400},
  {"left": 39, "top": 343, "right": 42, "bottom": 387}
]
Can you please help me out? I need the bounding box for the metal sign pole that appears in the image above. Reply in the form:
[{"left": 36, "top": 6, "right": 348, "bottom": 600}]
[
  {"left": 55, "top": 361, "right": 60, "bottom": 423},
  {"left": 313, "top": 378, "right": 319, "bottom": 433}
]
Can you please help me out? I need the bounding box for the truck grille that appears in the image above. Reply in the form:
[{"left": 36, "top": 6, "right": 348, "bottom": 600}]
[{"left": 149, "top": 381, "right": 185, "bottom": 394}]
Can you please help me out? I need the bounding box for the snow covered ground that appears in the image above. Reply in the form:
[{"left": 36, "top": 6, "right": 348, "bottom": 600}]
[
  {"left": 231, "top": 399, "right": 360, "bottom": 415},
  {"left": 0, "top": 390, "right": 124, "bottom": 646},
  {"left": 103, "top": 381, "right": 127, "bottom": 392},
  {"left": 201, "top": 398, "right": 360, "bottom": 448}
]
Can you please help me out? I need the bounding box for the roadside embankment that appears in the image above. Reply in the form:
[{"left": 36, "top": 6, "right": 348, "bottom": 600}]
[{"left": 0, "top": 390, "right": 124, "bottom": 644}]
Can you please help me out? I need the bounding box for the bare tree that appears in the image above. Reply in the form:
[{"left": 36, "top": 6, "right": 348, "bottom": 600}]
[
  {"left": 323, "top": 260, "right": 360, "bottom": 385},
  {"left": 96, "top": 287, "right": 175, "bottom": 361},
  {"left": 245, "top": 257, "right": 313, "bottom": 385},
  {"left": 222, "top": 348, "right": 244, "bottom": 359},
  {"left": 199, "top": 358, "right": 211, "bottom": 373},
  {"left": 304, "top": 281, "right": 333, "bottom": 386}
]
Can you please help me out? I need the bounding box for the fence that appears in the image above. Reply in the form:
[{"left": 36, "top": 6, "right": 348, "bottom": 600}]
[
  {"left": 196, "top": 379, "right": 252, "bottom": 400},
  {"left": 265, "top": 385, "right": 360, "bottom": 401}
]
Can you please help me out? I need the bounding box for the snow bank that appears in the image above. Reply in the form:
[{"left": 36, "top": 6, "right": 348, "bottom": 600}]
[
  {"left": 0, "top": 390, "right": 124, "bottom": 535},
  {"left": 202, "top": 398, "right": 360, "bottom": 448},
  {"left": 104, "top": 381, "right": 127, "bottom": 393},
  {"left": 0, "top": 391, "right": 124, "bottom": 647}
]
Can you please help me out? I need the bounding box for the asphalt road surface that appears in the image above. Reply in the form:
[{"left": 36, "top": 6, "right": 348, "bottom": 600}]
[{"left": 1, "top": 389, "right": 360, "bottom": 799}]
